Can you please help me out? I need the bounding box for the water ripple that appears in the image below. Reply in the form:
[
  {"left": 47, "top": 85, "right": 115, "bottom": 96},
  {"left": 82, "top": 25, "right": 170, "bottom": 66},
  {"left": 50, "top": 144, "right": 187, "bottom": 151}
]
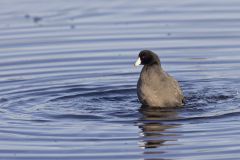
[{"left": 1, "top": 0, "right": 240, "bottom": 160}]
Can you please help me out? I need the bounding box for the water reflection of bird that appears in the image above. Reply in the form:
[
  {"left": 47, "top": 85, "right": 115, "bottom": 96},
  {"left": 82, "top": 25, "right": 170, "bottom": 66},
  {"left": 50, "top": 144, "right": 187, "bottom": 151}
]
[
  {"left": 138, "top": 106, "right": 181, "bottom": 150},
  {"left": 135, "top": 50, "right": 184, "bottom": 107}
]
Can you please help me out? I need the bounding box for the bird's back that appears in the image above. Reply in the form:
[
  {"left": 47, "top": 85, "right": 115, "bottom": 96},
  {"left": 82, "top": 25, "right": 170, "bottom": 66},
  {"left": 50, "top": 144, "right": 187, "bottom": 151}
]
[{"left": 137, "top": 65, "right": 184, "bottom": 107}]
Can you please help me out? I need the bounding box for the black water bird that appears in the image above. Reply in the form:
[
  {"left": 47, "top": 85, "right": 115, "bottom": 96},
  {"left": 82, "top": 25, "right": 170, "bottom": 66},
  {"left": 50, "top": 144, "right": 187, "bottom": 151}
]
[{"left": 135, "top": 50, "right": 184, "bottom": 107}]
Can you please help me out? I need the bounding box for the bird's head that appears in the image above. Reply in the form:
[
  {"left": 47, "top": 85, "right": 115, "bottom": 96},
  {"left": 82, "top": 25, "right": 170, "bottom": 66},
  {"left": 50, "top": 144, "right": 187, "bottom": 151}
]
[{"left": 134, "top": 50, "right": 161, "bottom": 66}]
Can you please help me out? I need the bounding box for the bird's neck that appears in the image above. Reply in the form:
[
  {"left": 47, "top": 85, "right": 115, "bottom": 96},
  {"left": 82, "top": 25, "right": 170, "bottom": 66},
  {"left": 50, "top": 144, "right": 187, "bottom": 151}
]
[
  {"left": 143, "top": 64, "right": 162, "bottom": 71},
  {"left": 142, "top": 64, "right": 167, "bottom": 79}
]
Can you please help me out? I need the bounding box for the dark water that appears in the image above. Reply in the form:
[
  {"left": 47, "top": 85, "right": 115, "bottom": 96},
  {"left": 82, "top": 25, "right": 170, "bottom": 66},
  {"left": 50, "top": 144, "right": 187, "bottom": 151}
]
[{"left": 1, "top": 0, "right": 240, "bottom": 159}]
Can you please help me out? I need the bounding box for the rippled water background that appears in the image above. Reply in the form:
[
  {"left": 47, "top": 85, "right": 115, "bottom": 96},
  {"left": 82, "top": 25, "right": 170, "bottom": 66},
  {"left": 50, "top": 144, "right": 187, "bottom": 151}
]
[{"left": 1, "top": 0, "right": 240, "bottom": 159}]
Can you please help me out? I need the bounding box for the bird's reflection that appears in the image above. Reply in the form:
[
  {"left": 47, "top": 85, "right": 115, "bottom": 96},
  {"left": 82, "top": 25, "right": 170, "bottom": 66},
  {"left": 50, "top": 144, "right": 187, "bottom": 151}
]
[{"left": 138, "top": 105, "right": 181, "bottom": 150}]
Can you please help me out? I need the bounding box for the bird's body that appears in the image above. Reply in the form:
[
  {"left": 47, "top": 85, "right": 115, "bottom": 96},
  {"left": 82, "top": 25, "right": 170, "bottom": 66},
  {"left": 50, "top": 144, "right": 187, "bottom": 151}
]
[{"left": 135, "top": 50, "right": 184, "bottom": 107}]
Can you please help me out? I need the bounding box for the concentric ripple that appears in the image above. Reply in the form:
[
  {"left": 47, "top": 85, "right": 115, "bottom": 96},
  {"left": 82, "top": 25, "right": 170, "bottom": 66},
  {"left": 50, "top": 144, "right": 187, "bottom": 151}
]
[{"left": 1, "top": 0, "right": 240, "bottom": 160}]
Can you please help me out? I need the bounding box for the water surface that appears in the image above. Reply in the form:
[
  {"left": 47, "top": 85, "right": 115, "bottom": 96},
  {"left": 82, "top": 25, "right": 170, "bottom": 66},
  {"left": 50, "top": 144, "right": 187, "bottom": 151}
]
[{"left": 1, "top": 0, "right": 240, "bottom": 159}]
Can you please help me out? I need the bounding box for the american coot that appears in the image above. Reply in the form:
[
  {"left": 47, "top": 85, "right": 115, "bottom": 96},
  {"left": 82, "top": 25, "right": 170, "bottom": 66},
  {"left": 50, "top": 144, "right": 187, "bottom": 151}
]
[{"left": 135, "top": 50, "right": 184, "bottom": 107}]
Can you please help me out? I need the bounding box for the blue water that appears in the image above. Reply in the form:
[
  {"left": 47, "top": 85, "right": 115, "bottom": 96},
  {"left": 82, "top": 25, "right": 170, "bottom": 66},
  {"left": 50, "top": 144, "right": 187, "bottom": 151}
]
[{"left": 1, "top": 0, "right": 240, "bottom": 159}]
